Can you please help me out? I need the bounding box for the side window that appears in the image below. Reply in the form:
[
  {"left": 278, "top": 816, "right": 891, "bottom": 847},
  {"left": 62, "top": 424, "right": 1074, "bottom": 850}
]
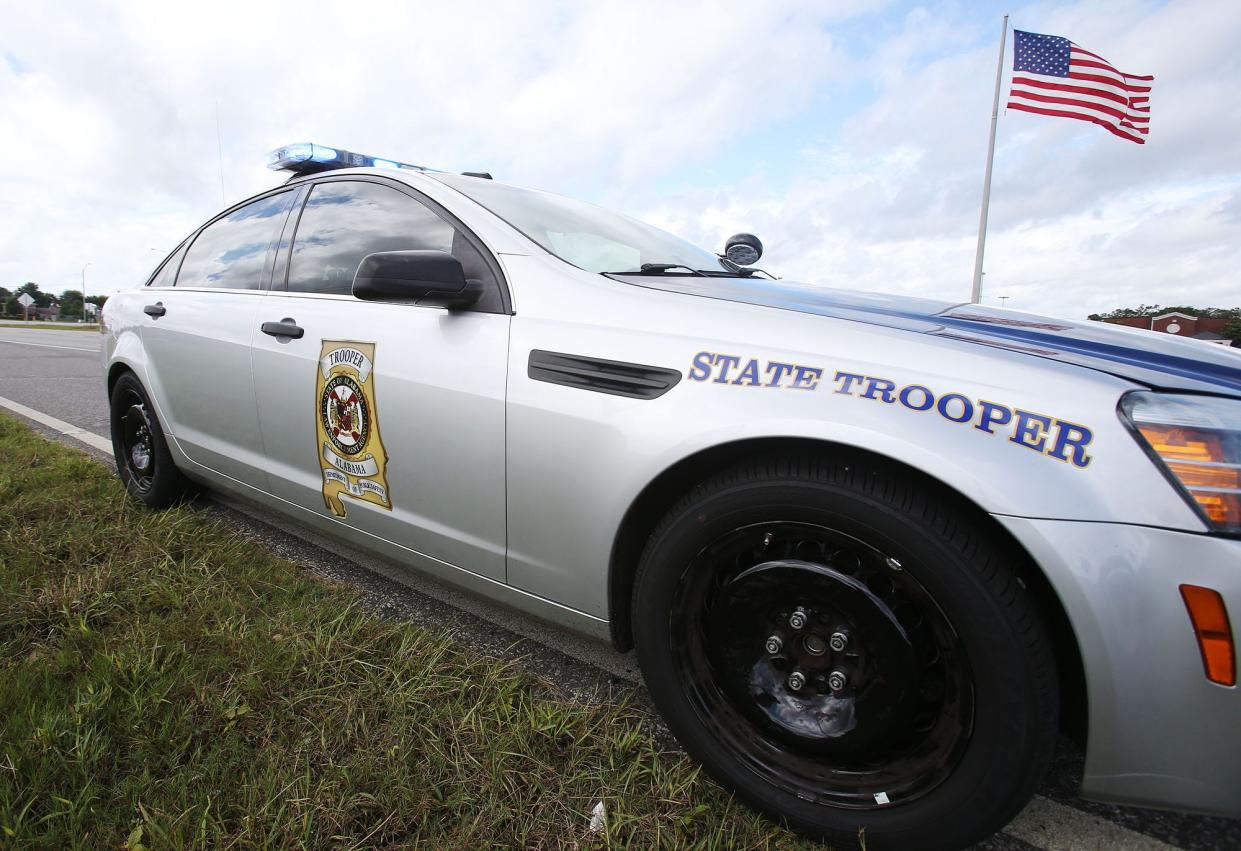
[
  {"left": 285, "top": 181, "right": 458, "bottom": 296},
  {"left": 146, "top": 242, "right": 187, "bottom": 287},
  {"left": 177, "top": 191, "right": 296, "bottom": 289}
]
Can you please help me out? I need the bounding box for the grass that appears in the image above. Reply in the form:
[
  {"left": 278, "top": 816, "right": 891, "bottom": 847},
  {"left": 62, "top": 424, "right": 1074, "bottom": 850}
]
[
  {"left": 0, "top": 413, "right": 817, "bottom": 849},
  {"left": 0, "top": 322, "right": 99, "bottom": 332}
]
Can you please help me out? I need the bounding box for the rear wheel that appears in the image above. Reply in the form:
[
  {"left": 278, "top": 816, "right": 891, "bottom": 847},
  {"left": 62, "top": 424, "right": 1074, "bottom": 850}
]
[
  {"left": 632, "top": 456, "right": 1057, "bottom": 851},
  {"left": 109, "top": 372, "right": 193, "bottom": 507}
]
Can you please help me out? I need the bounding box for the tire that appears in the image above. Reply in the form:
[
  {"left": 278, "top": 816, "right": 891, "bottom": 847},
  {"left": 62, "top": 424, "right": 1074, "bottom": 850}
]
[
  {"left": 109, "top": 372, "right": 194, "bottom": 508},
  {"left": 632, "top": 454, "right": 1058, "bottom": 851}
]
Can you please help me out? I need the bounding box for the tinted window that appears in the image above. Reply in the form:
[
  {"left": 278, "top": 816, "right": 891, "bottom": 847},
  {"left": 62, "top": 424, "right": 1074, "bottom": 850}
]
[
  {"left": 177, "top": 191, "right": 296, "bottom": 289},
  {"left": 286, "top": 182, "right": 456, "bottom": 295},
  {"left": 147, "top": 242, "right": 186, "bottom": 287}
]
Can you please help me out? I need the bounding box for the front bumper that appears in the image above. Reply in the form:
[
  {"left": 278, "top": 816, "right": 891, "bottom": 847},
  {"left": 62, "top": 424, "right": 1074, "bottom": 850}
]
[{"left": 997, "top": 516, "right": 1240, "bottom": 818}]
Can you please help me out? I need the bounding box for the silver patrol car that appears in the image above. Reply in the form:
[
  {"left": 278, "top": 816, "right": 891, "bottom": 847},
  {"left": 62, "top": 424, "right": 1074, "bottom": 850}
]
[{"left": 102, "top": 143, "right": 1240, "bottom": 851}]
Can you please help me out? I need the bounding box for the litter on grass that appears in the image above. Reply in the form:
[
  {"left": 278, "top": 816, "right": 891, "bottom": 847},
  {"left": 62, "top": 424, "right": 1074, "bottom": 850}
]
[{"left": 589, "top": 800, "right": 607, "bottom": 833}]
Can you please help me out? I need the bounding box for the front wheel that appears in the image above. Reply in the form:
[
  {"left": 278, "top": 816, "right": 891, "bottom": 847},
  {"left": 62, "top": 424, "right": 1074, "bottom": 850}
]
[
  {"left": 632, "top": 456, "right": 1058, "bottom": 851},
  {"left": 109, "top": 372, "right": 194, "bottom": 508}
]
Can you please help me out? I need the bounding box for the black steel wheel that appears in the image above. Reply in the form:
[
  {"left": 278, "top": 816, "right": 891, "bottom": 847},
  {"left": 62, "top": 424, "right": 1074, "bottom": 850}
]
[
  {"left": 633, "top": 455, "right": 1058, "bottom": 851},
  {"left": 119, "top": 391, "right": 156, "bottom": 493},
  {"left": 674, "top": 521, "right": 974, "bottom": 808},
  {"left": 109, "top": 372, "right": 193, "bottom": 507}
]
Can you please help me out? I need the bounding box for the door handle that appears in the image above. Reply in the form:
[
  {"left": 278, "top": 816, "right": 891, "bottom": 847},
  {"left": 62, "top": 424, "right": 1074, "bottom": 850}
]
[
  {"left": 261, "top": 318, "right": 304, "bottom": 340},
  {"left": 143, "top": 302, "right": 166, "bottom": 318}
]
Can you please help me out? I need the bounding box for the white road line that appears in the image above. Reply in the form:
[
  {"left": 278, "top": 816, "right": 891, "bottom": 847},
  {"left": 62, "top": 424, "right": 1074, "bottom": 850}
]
[
  {"left": 0, "top": 395, "right": 113, "bottom": 453},
  {"left": 0, "top": 399, "right": 1196, "bottom": 851},
  {"left": 0, "top": 337, "right": 100, "bottom": 353},
  {"left": 1005, "top": 795, "right": 1179, "bottom": 850}
]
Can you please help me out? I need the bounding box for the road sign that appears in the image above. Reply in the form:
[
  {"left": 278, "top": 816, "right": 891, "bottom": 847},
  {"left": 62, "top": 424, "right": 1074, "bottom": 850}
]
[{"left": 17, "top": 293, "right": 33, "bottom": 308}]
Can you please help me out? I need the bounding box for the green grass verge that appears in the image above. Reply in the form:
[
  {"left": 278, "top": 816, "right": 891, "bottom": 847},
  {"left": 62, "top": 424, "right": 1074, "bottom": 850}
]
[
  {"left": 0, "top": 323, "right": 99, "bottom": 332},
  {"left": 0, "top": 414, "right": 814, "bottom": 849}
]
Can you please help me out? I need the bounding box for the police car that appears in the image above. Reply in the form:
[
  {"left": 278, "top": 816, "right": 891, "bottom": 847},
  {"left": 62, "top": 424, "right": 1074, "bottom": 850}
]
[{"left": 102, "top": 143, "right": 1240, "bottom": 850}]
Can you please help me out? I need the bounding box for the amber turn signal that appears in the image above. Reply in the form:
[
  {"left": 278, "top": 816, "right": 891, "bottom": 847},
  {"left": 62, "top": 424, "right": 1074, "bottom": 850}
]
[
  {"left": 1137, "top": 423, "right": 1241, "bottom": 528},
  {"left": 1180, "top": 584, "right": 1235, "bottom": 687},
  {"left": 1121, "top": 392, "right": 1241, "bottom": 533}
]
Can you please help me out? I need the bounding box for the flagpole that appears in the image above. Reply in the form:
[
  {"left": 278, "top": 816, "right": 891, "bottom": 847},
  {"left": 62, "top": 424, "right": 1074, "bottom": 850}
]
[{"left": 971, "top": 13, "right": 1009, "bottom": 304}]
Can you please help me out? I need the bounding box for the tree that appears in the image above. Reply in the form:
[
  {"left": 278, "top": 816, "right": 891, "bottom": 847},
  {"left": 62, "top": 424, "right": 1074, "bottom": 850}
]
[
  {"left": 1224, "top": 319, "right": 1241, "bottom": 345},
  {"left": 58, "top": 291, "right": 85, "bottom": 322},
  {"left": 1089, "top": 305, "right": 1241, "bottom": 322},
  {"left": 58, "top": 289, "right": 84, "bottom": 318}
]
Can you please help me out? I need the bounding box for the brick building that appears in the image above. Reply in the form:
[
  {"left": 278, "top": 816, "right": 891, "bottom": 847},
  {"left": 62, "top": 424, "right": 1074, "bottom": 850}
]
[{"left": 1099, "top": 312, "right": 1236, "bottom": 346}]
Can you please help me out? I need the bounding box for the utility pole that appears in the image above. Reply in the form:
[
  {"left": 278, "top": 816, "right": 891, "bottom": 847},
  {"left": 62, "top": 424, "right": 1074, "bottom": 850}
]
[{"left": 970, "top": 14, "right": 1010, "bottom": 304}]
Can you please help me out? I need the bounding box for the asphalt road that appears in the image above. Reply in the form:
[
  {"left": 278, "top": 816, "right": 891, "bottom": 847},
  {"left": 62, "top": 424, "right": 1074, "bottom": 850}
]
[{"left": 1, "top": 326, "right": 1237, "bottom": 851}]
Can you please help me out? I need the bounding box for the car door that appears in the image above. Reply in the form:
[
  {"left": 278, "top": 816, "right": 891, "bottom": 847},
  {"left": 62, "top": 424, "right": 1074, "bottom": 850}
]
[
  {"left": 139, "top": 188, "right": 299, "bottom": 489},
  {"left": 250, "top": 177, "right": 510, "bottom": 581}
]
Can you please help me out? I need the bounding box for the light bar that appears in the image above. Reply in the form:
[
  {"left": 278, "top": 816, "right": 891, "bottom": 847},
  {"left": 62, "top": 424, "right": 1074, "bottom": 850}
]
[{"left": 266, "top": 142, "right": 441, "bottom": 175}]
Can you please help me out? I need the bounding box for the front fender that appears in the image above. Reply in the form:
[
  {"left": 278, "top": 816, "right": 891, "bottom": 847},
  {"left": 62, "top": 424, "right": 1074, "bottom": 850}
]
[{"left": 503, "top": 298, "right": 1203, "bottom": 620}]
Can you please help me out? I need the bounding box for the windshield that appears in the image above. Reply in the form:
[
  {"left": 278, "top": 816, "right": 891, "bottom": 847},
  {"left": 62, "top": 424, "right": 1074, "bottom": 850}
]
[{"left": 432, "top": 174, "right": 733, "bottom": 274}]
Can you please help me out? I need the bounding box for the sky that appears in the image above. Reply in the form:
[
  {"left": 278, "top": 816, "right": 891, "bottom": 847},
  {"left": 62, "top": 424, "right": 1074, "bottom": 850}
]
[{"left": 1, "top": 0, "right": 1237, "bottom": 320}]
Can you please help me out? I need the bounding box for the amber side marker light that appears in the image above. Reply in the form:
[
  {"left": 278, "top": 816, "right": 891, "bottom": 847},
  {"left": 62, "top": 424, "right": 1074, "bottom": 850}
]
[{"left": 1180, "top": 585, "right": 1236, "bottom": 686}]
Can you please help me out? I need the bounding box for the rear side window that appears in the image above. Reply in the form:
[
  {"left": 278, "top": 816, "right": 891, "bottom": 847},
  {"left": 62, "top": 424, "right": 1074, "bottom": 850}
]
[
  {"left": 285, "top": 181, "right": 456, "bottom": 296},
  {"left": 146, "top": 242, "right": 187, "bottom": 287},
  {"left": 177, "top": 191, "right": 297, "bottom": 289}
]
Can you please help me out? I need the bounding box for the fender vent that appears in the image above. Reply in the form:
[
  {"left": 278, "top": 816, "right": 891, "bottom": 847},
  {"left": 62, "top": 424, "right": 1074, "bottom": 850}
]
[{"left": 528, "top": 350, "right": 681, "bottom": 400}]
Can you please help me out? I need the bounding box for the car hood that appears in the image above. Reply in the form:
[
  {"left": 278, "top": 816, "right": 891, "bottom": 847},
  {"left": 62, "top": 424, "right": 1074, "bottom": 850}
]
[{"left": 609, "top": 274, "right": 1241, "bottom": 397}]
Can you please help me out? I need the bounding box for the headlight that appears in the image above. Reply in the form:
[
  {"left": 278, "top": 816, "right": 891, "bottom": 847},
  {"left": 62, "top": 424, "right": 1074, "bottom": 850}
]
[{"left": 1121, "top": 391, "right": 1241, "bottom": 534}]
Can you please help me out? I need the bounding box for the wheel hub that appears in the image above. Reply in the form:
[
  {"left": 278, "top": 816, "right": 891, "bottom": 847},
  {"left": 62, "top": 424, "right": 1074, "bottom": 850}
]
[
  {"left": 129, "top": 428, "right": 152, "bottom": 471},
  {"left": 120, "top": 401, "right": 156, "bottom": 489},
  {"left": 706, "top": 558, "right": 918, "bottom": 755}
]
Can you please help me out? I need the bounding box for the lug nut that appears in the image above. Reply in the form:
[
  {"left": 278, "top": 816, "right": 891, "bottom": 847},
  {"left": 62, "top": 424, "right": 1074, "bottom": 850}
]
[
  {"left": 830, "top": 631, "right": 849, "bottom": 652},
  {"left": 764, "top": 635, "right": 783, "bottom": 655},
  {"left": 827, "top": 671, "right": 848, "bottom": 692},
  {"left": 789, "top": 608, "right": 807, "bottom": 630},
  {"left": 787, "top": 670, "right": 806, "bottom": 692}
]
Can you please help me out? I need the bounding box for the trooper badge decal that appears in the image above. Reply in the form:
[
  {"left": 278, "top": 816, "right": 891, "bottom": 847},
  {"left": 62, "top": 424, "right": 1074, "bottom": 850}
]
[{"left": 315, "top": 340, "right": 392, "bottom": 517}]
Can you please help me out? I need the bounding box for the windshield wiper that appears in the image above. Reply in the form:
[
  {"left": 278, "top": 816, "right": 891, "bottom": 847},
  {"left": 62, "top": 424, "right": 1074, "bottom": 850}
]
[
  {"left": 606, "top": 263, "right": 763, "bottom": 278},
  {"left": 609, "top": 263, "right": 753, "bottom": 277},
  {"left": 633, "top": 263, "right": 707, "bottom": 276}
]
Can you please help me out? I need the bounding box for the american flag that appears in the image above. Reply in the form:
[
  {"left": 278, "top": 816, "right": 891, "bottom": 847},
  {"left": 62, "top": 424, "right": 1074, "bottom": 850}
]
[{"left": 1007, "top": 29, "right": 1153, "bottom": 144}]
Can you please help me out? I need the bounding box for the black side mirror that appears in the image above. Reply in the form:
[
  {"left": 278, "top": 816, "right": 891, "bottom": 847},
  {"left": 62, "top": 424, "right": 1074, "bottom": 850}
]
[
  {"left": 353, "top": 250, "right": 482, "bottom": 308},
  {"left": 723, "top": 233, "right": 763, "bottom": 266}
]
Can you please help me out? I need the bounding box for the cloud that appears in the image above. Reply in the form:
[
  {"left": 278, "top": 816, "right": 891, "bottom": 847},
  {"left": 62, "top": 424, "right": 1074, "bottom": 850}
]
[
  {"left": 0, "top": 0, "right": 875, "bottom": 296},
  {"left": 634, "top": 0, "right": 1241, "bottom": 319},
  {"left": 0, "top": 0, "right": 1236, "bottom": 324}
]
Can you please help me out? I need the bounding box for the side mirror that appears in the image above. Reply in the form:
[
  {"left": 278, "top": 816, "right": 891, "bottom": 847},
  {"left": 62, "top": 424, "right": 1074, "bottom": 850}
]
[
  {"left": 353, "top": 250, "right": 482, "bottom": 308},
  {"left": 723, "top": 233, "right": 763, "bottom": 266}
]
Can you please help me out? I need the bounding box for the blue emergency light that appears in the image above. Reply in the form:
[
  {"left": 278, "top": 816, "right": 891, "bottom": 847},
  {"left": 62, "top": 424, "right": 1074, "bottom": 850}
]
[{"left": 266, "top": 143, "right": 442, "bottom": 175}]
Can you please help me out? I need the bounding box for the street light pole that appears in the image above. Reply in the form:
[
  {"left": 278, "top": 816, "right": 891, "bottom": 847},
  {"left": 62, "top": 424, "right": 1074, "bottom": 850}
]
[{"left": 81, "top": 263, "right": 91, "bottom": 324}]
